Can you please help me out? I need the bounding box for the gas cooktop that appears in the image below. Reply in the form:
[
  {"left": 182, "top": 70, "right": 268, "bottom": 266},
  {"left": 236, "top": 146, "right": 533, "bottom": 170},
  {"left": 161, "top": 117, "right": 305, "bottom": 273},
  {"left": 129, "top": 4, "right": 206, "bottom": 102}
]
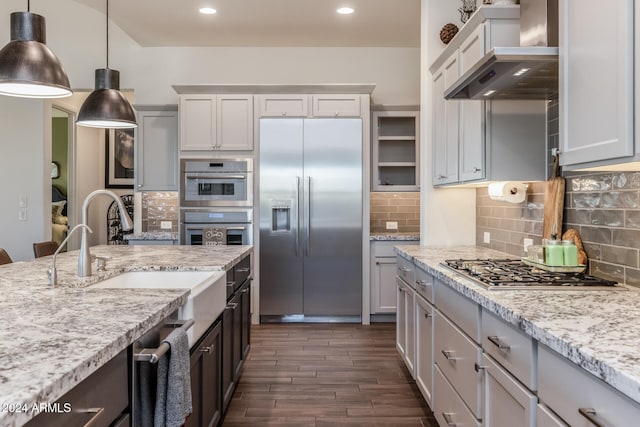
[{"left": 442, "top": 259, "right": 622, "bottom": 290}]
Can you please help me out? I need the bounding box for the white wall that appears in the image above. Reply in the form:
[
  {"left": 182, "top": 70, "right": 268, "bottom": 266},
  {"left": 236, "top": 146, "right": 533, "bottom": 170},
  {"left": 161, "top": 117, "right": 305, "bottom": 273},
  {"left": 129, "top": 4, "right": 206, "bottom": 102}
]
[
  {"left": 0, "top": 98, "right": 47, "bottom": 261},
  {"left": 420, "top": 0, "right": 476, "bottom": 245},
  {"left": 0, "top": 0, "right": 420, "bottom": 260}
]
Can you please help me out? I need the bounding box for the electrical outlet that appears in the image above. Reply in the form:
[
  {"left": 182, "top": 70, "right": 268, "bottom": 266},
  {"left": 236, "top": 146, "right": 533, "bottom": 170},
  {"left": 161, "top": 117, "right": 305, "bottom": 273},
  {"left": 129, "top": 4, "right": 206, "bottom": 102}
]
[
  {"left": 386, "top": 221, "right": 398, "bottom": 230},
  {"left": 19, "top": 195, "right": 27, "bottom": 208},
  {"left": 483, "top": 232, "right": 491, "bottom": 244},
  {"left": 160, "top": 221, "right": 173, "bottom": 230},
  {"left": 18, "top": 209, "right": 27, "bottom": 221},
  {"left": 523, "top": 238, "right": 534, "bottom": 252}
]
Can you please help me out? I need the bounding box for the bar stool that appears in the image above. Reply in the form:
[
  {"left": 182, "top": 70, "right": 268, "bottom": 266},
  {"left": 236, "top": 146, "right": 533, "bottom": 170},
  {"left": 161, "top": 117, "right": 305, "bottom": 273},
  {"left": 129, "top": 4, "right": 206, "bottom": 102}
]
[
  {"left": 0, "top": 248, "right": 12, "bottom": 265},
  {"left": 33, "top": 241, "right": 59, "bottom": 258}
]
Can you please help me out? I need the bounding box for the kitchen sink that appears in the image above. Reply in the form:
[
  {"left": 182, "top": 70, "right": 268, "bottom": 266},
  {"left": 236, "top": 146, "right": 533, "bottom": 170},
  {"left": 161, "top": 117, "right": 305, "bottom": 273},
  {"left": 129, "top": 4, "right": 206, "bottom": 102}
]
[{"left": 90, "top": 270, "right": 227, "bottom": 347}]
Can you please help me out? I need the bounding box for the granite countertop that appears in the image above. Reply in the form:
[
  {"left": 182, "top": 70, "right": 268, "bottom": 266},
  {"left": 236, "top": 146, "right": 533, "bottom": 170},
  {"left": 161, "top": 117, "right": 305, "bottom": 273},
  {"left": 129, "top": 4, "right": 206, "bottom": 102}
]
[
  {"left": 124, "top": 232, "right": 179, "bottom": 241},
  {"left": 394, "top": 245, "right": 640, "bottom": 405},
  {"left": 370, "top": 232, "right": 420, "bottom": 241},
  {"left": 0, "top": 244, "right": 252, "bottom": 427}
]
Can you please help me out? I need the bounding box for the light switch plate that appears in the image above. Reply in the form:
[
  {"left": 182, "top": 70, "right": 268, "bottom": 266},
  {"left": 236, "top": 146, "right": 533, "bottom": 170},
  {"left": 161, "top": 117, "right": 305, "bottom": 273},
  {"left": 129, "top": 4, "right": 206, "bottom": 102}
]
[
  {"left": 483, "top": 232, "right": 491, "bottom": 244},
  {"left": 160, "top": 221, "right": 173, "bottom": 230},
  {"left": 18, "top": 209, "right": 27, "bottom": 221},
  {"left": 523, "top": 238, "right": 534, "bottom": 252},
  {"left": 19, "top": 195, "right": 27, "bottom": 208},
  {"left": 386, "top": 221, "right": 398, "bottom": 230}
]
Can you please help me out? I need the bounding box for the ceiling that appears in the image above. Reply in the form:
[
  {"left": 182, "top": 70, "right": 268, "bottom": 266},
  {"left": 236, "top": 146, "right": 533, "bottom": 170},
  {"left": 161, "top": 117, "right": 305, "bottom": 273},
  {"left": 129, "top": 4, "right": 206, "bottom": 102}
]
[{"left": 70, "top": 0, "right": 421, "bottom": 48}]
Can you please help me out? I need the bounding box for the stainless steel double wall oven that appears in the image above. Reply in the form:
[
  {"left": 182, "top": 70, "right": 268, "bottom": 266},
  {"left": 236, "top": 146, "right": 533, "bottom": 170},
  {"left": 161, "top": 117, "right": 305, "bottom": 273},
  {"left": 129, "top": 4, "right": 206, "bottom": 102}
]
[{"left": 179, "top": 158, "right": 253, "bottom": 245}]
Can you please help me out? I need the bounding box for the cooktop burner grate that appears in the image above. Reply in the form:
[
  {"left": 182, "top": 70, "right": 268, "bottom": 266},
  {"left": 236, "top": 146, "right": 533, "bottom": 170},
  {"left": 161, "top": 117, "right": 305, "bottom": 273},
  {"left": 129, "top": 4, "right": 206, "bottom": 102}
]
[{"left": 442, "top": 259, "right": 620, "bottom": 290}]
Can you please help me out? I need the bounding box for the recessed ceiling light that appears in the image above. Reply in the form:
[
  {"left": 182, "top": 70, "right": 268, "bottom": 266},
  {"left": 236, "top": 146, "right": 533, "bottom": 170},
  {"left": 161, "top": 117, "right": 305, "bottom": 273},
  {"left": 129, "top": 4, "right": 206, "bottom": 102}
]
[
  {"left": 199, "top": 7, "right": 217, "bottom": 15},
  {"left": 337, "top": 7, "right": 354, "bottom": 15}
]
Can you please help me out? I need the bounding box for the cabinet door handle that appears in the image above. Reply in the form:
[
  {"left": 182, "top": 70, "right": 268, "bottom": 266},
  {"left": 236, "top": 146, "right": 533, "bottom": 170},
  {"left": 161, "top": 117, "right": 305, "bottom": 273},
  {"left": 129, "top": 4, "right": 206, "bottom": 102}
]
[
  {"left": 398, "top": 288, "right": 404, "bottom": 294},
  {"left": 236, "top": 267, "right": 250, "bottom": 273},
  {"left": 437, "top": 174, "right": 447, "bottom": 179},
  {"left": 473, "top": 167, "right": 482, "bottom": 173},
  {"left": 487, "top": 335, "right": 510, "bottom": 350},
  {"left": 578, "top": 408, "right": 609, "bottom": 427},
  {"left": 442, "top": 412, "right": 458, "bottom": 426},
  {"left": 424, "top": 312, "right": 432, "bottom": 320},
  {"left": 200, "top": 345, "right": 214, "bottom": 353},
  {"left": 397, "top": 266, "right": 411, "bottom": 272},
  {"left": 241, "top": 288, "right": 249, "bottom": 294},
  {"left": 474, "top": 363, "right": 485, "bottom": 372},
  {"left": 441, "top": 350, "right": 458, "bottom": 361},
  {"left": 416, "top": 279, "right": 430, "bottom": 286},
  {"left": 227, "top": 303, "right": 238, "bottom": 309},
  {"left": 76, "top": 407, "right": 105, "bottom": 427}
]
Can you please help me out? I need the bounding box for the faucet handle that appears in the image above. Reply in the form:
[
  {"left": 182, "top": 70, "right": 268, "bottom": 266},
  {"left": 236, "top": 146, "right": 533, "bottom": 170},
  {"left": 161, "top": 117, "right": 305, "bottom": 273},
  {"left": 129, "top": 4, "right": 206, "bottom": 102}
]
[{"left": 93, "top": 256, "right": 112, "bottom": 272}]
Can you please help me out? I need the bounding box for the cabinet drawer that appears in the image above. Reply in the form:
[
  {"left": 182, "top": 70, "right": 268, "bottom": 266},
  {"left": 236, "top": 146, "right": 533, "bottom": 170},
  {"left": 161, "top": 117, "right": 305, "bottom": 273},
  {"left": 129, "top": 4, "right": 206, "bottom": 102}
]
[
  {"left": 258, "top": 95, "right": 308, "bottom": 117},
  {"left": 415, "top": 265, "right": 433, "bottom": 303},
  {"left": 372, "top": 241, "right": 399, "bottom": 257},
  {"left": 538, "top": 344, "right": 640, "bottom": 427},
  {"left": 482, "top": 353, "right": 536, "bottom": 427},
  {"left": 434, "top": 365, "right": 480, "bottom": 427},
  {"left": 312, "top": 95, "right": 361, "bottom": 117},
  {"left": 25, "top": 350, "right": 128, "bottom": 427},
  {"left": 537, "top": 404, "right": 568, "bottom": 427},
  {"left": 434, "top": 279, "right": 481, "bottom": 343},
  {"left": 434, "top": 310, "right": 482, "bottom": 418},
  {"left": 482, "top": 309, "right": 536, "bottom": 391},
  {"left": 395, "top": 255, "right": 415, "bottom": 288}
]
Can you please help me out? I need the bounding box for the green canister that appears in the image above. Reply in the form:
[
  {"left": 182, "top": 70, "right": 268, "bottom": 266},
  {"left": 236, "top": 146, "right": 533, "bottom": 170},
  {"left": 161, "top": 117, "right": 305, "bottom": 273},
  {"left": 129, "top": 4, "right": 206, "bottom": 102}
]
[
  {"left": 562, "top": 239, "right": 579, "bottom": 266},
  {"left": 546, "top": 240, "right": 564, "bottom": 266}
]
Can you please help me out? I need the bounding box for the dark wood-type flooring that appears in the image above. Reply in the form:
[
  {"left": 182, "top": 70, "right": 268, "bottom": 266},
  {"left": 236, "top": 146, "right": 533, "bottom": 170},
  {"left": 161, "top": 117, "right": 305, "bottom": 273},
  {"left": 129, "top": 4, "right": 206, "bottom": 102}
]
[{"left": 222, "top": 323, "right": 438, "bottom": 426}]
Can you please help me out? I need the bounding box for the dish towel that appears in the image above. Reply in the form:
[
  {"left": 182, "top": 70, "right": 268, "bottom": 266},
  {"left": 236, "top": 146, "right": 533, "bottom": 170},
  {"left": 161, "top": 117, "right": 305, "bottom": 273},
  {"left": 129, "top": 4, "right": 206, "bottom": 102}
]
[{"left": 154, "top": 327, "right": 193, "bottom": 427}]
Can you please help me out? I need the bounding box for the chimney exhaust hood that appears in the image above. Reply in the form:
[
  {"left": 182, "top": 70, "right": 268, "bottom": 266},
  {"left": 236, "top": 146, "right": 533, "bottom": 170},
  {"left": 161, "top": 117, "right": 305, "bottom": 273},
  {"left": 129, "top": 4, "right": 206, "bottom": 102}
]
[
  {"left": 444, "top": 0, "right": 558, "bottom": 101},
  {"left": 444, "top": 46, "right": 558, "bottom": 100}
]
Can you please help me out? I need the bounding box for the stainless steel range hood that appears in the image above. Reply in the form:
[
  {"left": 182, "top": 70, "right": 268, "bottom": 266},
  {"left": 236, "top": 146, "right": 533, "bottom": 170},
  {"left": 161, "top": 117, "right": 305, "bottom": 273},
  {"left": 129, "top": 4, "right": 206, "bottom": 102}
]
[
  {"left": 445, "top": 0, "right": 558, "bottom": 100},
  {"left": 444, "top": 46, "right": 558, "bottom": 100}
]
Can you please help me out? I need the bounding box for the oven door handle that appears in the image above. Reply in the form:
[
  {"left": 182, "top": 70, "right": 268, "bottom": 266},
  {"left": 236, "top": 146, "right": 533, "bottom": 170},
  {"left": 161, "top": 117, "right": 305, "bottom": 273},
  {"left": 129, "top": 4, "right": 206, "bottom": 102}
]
[{"left": 186, "top": 175, "right": 246, "bottom": 180}]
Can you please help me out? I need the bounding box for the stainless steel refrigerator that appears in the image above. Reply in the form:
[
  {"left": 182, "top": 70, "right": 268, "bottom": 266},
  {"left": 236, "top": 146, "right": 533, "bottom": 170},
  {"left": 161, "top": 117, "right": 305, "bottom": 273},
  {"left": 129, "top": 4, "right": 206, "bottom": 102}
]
[{"left": 259, "top": 118, "right": 362, "bottom": 321}]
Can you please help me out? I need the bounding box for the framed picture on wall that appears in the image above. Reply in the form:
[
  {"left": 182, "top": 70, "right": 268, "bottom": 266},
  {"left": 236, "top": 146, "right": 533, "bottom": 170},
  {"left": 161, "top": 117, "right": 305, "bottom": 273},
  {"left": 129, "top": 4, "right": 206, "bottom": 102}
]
[{"left": 105, "top": 128, "right": 135, "bottom": 188}]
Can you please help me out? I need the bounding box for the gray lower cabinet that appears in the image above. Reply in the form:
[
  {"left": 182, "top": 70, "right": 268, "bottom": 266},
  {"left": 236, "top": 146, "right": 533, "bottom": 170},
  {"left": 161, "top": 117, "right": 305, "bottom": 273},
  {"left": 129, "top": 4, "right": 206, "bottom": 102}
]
[
  {"left": 25, "top": 349, "right": 129, "bottom": 427},
  {"left": 187, "top": 321, "right": 222, "bottom": 427}
]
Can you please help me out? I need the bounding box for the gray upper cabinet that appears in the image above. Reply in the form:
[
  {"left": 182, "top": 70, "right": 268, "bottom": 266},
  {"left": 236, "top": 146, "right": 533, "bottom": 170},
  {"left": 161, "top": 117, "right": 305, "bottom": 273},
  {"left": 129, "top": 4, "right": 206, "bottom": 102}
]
[
  {"left": 135, "top": 106, "right": 179, "bottom": 191},
  {"left": 430, "top": 6, "right": 547, "bottom": 186},
  {"left": 372, "top": 110, "right": 420, "bottom": 191},
  {"left": 559, "top": 0, "right": 635, "bottom": 168}
]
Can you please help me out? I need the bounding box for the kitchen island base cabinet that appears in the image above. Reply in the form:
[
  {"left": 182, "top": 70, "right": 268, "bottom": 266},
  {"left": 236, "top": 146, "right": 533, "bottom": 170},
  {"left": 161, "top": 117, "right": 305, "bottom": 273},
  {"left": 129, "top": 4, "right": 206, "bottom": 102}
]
[
  {"left": 538, "top": 344, "right": 640, "bottom": 427},
  {"left": 187, "top": 321, "right": 222, "bottom": 427},
  {"left": 24, "top": 349, "right": 128, "bottom": 427}
]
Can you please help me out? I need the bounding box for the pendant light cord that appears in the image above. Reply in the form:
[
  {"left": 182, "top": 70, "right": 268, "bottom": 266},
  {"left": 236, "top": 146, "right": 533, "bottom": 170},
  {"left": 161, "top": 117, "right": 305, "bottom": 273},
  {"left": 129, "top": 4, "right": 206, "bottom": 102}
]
[
  {"left": 27, "top": 0, "right": 30, "bottom": 11},
  {"left": 106, "top": 0, "right": 109, "bottom": 68}
]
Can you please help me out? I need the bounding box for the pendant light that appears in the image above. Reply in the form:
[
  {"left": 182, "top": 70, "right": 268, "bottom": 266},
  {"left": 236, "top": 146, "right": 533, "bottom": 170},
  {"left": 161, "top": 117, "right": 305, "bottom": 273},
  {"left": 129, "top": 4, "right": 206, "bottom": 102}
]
[
  {"left": 0, "top": 0, "right": 72, "bottom": 98},
  {"left": 76, "top": 0, "right": 136, "bottom": 128}
]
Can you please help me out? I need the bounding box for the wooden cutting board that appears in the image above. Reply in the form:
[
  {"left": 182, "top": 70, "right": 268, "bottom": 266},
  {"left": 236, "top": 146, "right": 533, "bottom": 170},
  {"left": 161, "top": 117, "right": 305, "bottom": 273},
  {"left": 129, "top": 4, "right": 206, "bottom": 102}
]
[{"left": 543, "top": 155, "right": 565, "bottom": 240}]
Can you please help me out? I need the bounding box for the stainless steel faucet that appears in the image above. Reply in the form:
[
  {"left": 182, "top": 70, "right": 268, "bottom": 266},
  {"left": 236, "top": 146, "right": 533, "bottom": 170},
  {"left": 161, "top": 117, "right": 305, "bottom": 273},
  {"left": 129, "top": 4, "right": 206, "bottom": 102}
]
[
  {"left": 79, "top": 189, "right": 134, "bottom": 277},
  {"left": 49, "top": 223, "right": 93, "bottom": 287}
]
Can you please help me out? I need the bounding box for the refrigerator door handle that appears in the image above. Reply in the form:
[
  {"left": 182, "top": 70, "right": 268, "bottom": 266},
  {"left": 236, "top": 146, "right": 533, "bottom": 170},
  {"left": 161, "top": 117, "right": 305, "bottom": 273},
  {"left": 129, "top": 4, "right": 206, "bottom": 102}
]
[
  {"left": 295, "top": 176, "right": 301, "bottom": 257},
  {"left": 305, "top": 176, "right": 311, "bottom": 256}
]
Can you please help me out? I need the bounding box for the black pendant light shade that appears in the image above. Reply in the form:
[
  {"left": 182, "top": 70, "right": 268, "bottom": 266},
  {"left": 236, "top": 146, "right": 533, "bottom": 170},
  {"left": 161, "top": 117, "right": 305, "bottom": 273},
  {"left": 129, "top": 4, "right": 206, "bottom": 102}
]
[
  {"left": 76, "top": 68, "right": 136, "bottom": 128},
  {"left": 0, "top": 12, "right": 72, "bottom": 98}
]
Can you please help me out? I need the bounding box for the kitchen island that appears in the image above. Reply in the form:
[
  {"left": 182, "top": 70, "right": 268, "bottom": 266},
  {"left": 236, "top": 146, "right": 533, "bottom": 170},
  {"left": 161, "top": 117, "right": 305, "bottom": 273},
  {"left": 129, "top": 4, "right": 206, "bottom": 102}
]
[
  {"left": 395, "top": 245, "right": 640, "bottom": 416},
  {"left": 0, "top": 244, "right": 252, "bottom": 427}
]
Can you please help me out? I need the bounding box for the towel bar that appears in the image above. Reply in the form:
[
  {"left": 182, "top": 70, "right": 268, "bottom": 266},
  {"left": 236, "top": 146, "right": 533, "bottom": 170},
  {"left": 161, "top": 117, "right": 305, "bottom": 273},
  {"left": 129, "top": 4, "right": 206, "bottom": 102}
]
[{"left": 134, "top": 319, "right": 194, "bottom": 364}]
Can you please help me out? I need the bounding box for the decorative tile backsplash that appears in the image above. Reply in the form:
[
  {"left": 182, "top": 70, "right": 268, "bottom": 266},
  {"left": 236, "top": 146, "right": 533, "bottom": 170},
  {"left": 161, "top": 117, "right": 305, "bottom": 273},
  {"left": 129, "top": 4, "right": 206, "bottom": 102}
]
[
  {"left": 370, "top": 192, "right": 420, "bottom": 233},
  {"left": 141, "top": 192, "right": 179, "bottom": 232},
  {"left": 477, "top": 173, "right": 640, "bottom": 288}
]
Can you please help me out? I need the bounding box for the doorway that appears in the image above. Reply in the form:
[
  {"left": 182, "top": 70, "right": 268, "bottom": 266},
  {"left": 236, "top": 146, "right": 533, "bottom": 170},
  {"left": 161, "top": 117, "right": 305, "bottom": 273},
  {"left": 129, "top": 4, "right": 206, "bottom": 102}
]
[{"left": 51, "top": 106, "right": 76, "bottom": 250}]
